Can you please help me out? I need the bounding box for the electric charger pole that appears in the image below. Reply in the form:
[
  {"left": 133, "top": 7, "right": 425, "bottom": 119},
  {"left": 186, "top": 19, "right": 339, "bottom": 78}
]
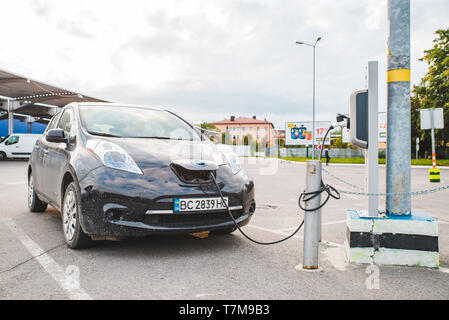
[{"left": 302, "top": 160, "right": 321, "bottom": 270}]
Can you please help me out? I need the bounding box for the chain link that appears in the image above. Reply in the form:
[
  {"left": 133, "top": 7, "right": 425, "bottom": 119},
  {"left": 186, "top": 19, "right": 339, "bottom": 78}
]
[
  {"left": 321, "top": 167, "right": 449, "bottom": 197},
  {"left": 321, "top": 167, "right": 364, "bottom": 191}
]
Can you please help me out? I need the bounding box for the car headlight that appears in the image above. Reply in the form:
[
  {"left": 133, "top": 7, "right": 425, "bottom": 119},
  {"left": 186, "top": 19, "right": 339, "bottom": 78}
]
[
  {"left": 86, "top": 139, "right": 143, "bottom": 175},
  {"left": 217, "top": 146, "right": 241, "bottom": 175}
]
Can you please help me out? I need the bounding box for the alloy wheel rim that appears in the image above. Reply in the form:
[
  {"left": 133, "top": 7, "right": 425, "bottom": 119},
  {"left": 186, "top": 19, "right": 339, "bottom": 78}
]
[
  {"left": 28, "top": 177, "right": 34, "bottom": 208},
  {"left": 63, "top": 190, "right": 77, "bottom": 241}
]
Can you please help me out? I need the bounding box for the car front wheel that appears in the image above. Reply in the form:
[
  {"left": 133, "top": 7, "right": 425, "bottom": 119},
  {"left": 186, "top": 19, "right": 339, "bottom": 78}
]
[
  {"left": 62, "top": 182, "right": 92, "bottom": 249},
  {"left": 28, "top": 175, "right": 47, "bottom": 212}
]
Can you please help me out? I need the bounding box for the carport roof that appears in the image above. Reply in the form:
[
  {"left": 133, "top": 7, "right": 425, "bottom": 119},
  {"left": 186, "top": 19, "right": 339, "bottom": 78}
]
[{"left": 0, "top": 68, "right": 107, "bottom": 120}]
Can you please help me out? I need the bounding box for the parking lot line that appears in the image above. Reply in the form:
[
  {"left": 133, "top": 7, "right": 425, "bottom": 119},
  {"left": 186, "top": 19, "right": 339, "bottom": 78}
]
[
  {"left": 247, "top": 224, "right": 345, "bottom": 248},
  {"left": 277, "top": 219, "right": 346, "bottom": 232},
  {"left": 0, "top": 181, "right": 27, "bottom": 185},
  {"left": 3, "top": 219, "right": 92, "bottom": 300},
  {"left": 247, "top": 224, "right": 302, "bottom": 240},
  {"left": 439, "top": 267, "right": 449, "bottom": 274}
]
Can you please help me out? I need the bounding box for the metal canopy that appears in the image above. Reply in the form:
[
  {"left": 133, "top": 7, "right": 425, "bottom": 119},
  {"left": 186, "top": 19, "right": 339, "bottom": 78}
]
[{"left": 0, "top": 68, "right": 107, "bottom": 122}]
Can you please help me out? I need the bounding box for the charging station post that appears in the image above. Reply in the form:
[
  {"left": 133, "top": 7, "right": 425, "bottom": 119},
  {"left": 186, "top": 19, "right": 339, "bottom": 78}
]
[
  {"left": 346, "top": 0, "right": 439, "bottom": 268},
  {"left": 366, "top": 61, "right": 379, "bottom": 216},
  {"left": 302, "top": 160, "right": 322, "bottom": 270}
]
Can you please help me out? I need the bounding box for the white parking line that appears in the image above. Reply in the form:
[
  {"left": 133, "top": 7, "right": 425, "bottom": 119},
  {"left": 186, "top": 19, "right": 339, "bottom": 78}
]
[
  {"left": 439, "top": 267, "right": 449, "bottom": 274},
  {"left": 277, "top": 219, "right": 346, "bottom": 232},
  {"left": 3, "top": 219, "right": 92, "bottom": 300},
  {"left": 248, "top": 224, "right": 302, "bottom": 240},
  {"left": 1, "top": 181, "right": 27, "bottom": 185},
  {"left": 247, "top": 224, "right": 344, "bottom": 248},
  {"left": 322, "top": 219, "right": 347, "bottom": 226}
]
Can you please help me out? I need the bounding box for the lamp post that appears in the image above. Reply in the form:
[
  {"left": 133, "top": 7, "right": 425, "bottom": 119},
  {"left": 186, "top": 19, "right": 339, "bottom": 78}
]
[{"left": 296, "top": 37, "right": 321, "bottom": 160}]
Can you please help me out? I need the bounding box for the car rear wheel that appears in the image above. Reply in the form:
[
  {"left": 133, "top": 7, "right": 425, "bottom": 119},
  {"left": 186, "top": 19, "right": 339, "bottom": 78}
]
[
  {"left": 28, "top": 176, "right": 47, "bottom": 212},
  {"left": 62, "top": 182, "right": 92, "bottom": 249}
]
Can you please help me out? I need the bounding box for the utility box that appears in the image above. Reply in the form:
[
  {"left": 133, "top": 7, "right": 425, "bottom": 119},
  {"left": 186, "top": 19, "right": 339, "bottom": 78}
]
[{"left": 349, "top": 90, "right": 368, "bottom": 149}]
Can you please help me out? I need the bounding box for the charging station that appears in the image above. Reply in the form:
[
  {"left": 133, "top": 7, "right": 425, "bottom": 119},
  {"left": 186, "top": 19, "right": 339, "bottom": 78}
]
[
  {"left": 344, "top": 1, "right": 439, "bottom": 268},
  {"left": 345, "top": 61, "right": 440, "bottom": 268}
]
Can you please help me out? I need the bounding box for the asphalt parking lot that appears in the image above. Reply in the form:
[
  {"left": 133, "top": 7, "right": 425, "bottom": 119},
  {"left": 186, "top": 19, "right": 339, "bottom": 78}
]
[{"left": 1, "top": 159, "right": 448, "bottom": 300}]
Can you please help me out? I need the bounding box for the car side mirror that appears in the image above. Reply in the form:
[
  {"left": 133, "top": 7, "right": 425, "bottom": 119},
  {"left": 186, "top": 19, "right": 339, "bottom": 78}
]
[{"left": 46, "top": 129, "right": 67, "bottom": 143}]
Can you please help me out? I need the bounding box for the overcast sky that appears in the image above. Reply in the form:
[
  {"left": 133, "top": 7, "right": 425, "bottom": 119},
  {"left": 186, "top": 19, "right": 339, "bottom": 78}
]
[{"left": 0, "top": 0, "right": 448, "bottom": 129}]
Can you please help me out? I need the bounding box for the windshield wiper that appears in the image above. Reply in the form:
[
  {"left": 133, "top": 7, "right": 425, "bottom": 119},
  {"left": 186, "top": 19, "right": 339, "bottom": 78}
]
[{"left": 87, "top": 131, "right": 121, "bottom": 138}]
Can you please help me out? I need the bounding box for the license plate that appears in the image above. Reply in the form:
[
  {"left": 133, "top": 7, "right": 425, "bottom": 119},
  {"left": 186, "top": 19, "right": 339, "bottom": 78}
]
[{"left": 174, "top": 197, "right": 229, "bottom": 212}]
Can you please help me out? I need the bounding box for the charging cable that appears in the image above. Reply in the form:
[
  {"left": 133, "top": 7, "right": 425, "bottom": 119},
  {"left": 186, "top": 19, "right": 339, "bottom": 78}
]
[
  {"left": 211, "top": 173, "right": 304, "bottom": 245},
  {"left": 211, "top": 125, "right": 340, "bottom": 246}
]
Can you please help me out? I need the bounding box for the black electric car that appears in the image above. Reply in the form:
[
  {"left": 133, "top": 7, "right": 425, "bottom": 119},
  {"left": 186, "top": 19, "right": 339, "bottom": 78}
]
[{"left": 27, "top": 103, "right": 255, "bottom": 248}]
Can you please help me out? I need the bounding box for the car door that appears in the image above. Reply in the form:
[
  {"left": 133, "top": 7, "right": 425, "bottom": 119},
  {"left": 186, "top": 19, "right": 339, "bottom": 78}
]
[
  {"left": 42, "top": 109, "right": 74, "bottom": 205},
  {"left": 34, "top": 112, "right": 61, "bottom": 194},
  {"left": 3, "top": 135, "right": 20, "bottom": 157}
]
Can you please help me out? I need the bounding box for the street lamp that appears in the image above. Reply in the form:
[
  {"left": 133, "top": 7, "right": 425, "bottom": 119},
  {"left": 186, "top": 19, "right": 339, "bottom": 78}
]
[{"left": 296, "top": 37, "right": 321, "bottom": 159}]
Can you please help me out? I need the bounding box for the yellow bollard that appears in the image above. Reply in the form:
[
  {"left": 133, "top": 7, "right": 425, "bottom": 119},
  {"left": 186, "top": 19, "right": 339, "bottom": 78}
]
[{"left": 429, "top": 168, "right": 440, "bottom": 183}]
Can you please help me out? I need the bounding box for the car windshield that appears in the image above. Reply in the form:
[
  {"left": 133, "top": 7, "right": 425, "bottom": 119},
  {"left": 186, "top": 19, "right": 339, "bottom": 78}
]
[
  {"left": 0, "top": 135, "right": 9, "bottom": 143},
  {"left": 80, "top": 105, "right": 201, "bottom": 141}
]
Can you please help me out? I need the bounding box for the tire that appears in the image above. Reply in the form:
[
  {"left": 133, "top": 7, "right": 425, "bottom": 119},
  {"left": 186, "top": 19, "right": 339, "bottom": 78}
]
[
  {"left": 62, "top": 182, "right": 92, "bottom": 249},
  {"left": 0, "top": 152, "right": 6, "bottom": 160},
  {"left": 28, "top": 175, "right": 47, "bottom": 213}
]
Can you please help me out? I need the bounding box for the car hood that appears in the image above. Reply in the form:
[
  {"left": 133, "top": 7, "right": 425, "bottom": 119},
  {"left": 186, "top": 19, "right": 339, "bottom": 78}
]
[{"left": 102, "top": 138, "right": 228, "bottom": 167}]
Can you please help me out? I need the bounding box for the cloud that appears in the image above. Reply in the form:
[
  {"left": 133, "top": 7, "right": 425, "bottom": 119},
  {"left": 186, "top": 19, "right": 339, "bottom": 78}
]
[
  {"left": 0, "top": 0, "right": 448, "bottom": 130},
  {"left": 31, "top": 0, "right": 51, "bottom": 17},
  {"left": 57, "top": 19, "right": 93, "bottom": 39}
]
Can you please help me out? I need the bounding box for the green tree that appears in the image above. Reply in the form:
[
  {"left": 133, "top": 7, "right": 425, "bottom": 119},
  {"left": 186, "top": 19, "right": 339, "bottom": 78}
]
[
  {"left": 199, "top": 122, "right": 217, "bottom": 131},
  {"left": 413, "top": 28, "right": 449, "bottom": 156}
]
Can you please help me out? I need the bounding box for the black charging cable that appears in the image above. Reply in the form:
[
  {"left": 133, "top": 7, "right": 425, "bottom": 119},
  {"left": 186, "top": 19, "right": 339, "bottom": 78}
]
[
  {"left": 298, "top": 125, "right": 341, "bottom": 212},
  {"left": 211, "top": 174, "right": 304, "bottom": 245},
  {"left": 210, "top": 125, "right": 340, "bottom": 246}
]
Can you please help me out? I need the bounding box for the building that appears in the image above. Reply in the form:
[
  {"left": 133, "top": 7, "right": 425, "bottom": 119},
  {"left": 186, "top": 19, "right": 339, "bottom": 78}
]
[
  {"left": 212, "top": 116, "right": 275, "bottom": 145},
  {"left": 275, "top": 129, "right": 285, "bottom": 139}
]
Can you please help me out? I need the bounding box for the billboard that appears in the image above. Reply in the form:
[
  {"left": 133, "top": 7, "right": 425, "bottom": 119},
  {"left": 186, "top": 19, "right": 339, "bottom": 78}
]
[
  {"left": 378, "top": 112, "right": 386, "bottom": 143},
  {"left": 285, "top": 121, "right": 331, "bottom": 146}
]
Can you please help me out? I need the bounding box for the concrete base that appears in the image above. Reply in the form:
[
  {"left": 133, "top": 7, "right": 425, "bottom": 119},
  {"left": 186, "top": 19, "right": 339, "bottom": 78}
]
[{"left": 346, "top": 210, "right": 439, "bottom": 268}]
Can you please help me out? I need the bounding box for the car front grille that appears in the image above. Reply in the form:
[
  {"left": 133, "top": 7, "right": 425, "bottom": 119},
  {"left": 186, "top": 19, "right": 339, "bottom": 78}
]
[{"left": 144, "top": 210, "right": 243, "bottom": 228}]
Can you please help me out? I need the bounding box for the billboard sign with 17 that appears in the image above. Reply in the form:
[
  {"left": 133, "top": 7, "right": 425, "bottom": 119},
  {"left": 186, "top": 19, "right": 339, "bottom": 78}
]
[{"left": 285, "top": 121, "right": 331, "bottom": 146}]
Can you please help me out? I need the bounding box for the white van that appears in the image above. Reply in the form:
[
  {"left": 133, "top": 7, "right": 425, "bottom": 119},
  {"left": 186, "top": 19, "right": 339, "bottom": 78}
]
[{"left": 0, "top": 134, "right": 42, "bottom": 160}]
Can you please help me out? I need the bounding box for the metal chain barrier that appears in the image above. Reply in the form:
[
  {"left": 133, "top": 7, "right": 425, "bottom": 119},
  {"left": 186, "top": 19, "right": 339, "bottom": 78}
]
[
  {"left": 321, "top": 167, "right": 449, "bottom": 197},
  {"left": 321, "top": 167, "right": 364, "bottom": 191}
]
